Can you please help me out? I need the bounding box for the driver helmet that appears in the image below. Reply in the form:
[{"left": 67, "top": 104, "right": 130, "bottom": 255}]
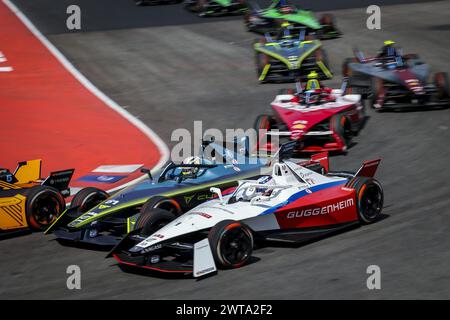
[
  {"left": 280, "top": 22, "right": 293, "bottom": 39},
  {"left": 181, "top": 156, "right": 201, "bottom": 176},
  {"left": 256, "top": 175, "right": 273, "bottom": 195},
  {"left": 383, "top": 40, "right": 398, "bottom": 58},
  {"left": 306, "top": 71, "right": 321, "bottom": 90}
]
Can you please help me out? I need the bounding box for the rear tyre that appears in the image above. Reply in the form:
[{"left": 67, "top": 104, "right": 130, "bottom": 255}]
[
  {"left": 320, "top": 13, "right": 334, "bottom": 26},
  {"left": 136, "top": 208, "right": 176, "bottom": 237},
  {"left": 352, "top": 177, "right": 383, "bottom": 224},
  {"left": 434, "top": 72, "right": 450, "bottom": 99},
  {"left": 70, "top": 187, "right": 109, "bottom": 214},
  {"left": 25, "top": 186, "right": 65, "bottom": 231},
  {"left": 208, "top": 220, "right": 253, "bottom": 269},
  {"left": 254, "top": 114, "right": 274, "bottom": 148},
  {"left": 369, "top": 77, "right": 385, "bottom": 109},
  {"left": 330, "top": 114, "right": 352, "bottom": 149},
  {"left": 319, "top": 13, "right": 339, "bottom": 39}
]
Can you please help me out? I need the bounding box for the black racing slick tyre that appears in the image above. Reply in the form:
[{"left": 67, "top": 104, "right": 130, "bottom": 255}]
[
  {"left": 370, "top": 77, "right": 384, "bottom": 109},
  {"left": 254, "top": 114, "right": 274, "bottom": 147},
  {"left": 70, "top": 187, "right": 109, "bottom": 214},
  {"left": 25, "top": 186, "right": 66, "bottom": 231},
  {"left": 254, "top": 114, "right": 273, "bottom": 132},
  {"left": 434, "top": 72, "right": 450, "bottom": 99},
  {"left": 208, "top": 220, "right": 254, "bottom": 269},
  {"left": 136, "top": 208, "right": 176, "bottom": 237},
  {"left": 140, "top": 195, "right": 181, "bottom": 215},
  {"left": 351, "top": 177, "right": 384, "bottom": 224},
  {"left": 330, "top": 114, "right": 352, "bottom": 149}
]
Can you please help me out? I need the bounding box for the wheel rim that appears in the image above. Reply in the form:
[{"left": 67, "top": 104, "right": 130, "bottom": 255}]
[
  {"left": 361, "top": 184, "right": 383, "bottom": 220},
  {"left": 219, "top": 227, "right": 252, "bottom": 266},
  {"left": 31, "top": 193, "right": 61, "bottom": 226}
]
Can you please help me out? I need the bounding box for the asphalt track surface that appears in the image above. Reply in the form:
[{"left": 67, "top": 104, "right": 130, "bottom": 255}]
[{"left": 1, "top": 0, "right": 450, "bottom": 299}]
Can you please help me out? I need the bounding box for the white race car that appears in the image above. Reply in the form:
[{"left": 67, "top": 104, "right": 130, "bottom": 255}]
[{"left": 110, "top": 153, "right": 383, "bottom": 277}]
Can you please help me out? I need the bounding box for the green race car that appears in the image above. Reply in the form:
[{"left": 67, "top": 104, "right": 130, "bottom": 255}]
[
  {"left": 254, "top": 25, "right": 332, "bottom": 82},
  {"left": 245, "top": 0, "right": 340, "bottom": 40},
  {"left": 184, "top": 0, "right": 248, "bottom": 16}
]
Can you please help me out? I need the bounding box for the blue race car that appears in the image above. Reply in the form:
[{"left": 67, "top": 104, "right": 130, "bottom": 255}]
[{"left": 45, "top": 138, "right": 276, "bottom": 247}]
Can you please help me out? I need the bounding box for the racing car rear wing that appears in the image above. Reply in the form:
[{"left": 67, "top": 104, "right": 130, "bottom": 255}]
[
  {"left": 310, "top": 152, "right": 329, "bottom": 173},
  {"left": 354, "top": 159, "right": 381, "bottom": 178},
  {"left": 42, "top": 169, "right": 75, "bottom": 197},
  {"left": 344, "top": 158, "right": 381, "bottom": 188}
]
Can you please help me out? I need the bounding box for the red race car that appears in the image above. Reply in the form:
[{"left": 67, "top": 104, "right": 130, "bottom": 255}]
[{"left": 255, "top": 79, "right": 365, "bottom": 154}]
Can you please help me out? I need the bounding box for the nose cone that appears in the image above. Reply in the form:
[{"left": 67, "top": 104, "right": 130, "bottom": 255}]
[{"left": 132, "top": 202, "right": 229, "bottom": 251}]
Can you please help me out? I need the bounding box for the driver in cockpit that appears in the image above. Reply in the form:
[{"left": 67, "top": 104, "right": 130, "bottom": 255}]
[
  {"left": 181, "top": 156, "right": 202, "bottom": 178},
  {"left": 377, "top": 40, "right": 403, "bottom": 69},
  {"left": 377, "top": 40, "right": 400, "bottom": 59},
  {"left": 239, "top": 176, "right": 274, "bottom": 201},
  {"left": 290, "top": 71, "right": 335, "bottom": 105}
]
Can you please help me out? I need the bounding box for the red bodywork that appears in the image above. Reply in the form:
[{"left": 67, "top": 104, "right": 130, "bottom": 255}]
[
  {"left": 262, "top": 96, "right": 364, "bottom": 153},
  {"left": 274, "top": 184, "right": 358, "bottom": 229}
]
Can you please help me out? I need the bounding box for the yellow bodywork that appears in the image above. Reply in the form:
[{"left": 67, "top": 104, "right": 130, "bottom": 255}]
[
  {"left": 0, "top": 194, "right": 27, "bottom": 231},
  {"left": 0, "top": 159, "right": 42, "bottom": 231},
  {"left": 14, "top": 159, "right": 42, "bottom": 184}
]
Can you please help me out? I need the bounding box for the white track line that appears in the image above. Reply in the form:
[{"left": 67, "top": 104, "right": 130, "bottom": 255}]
[{"left": 3, "top": 0, "right": 170, "bottom": 193}]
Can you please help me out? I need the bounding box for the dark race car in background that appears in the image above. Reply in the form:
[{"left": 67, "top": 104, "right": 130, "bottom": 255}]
[{"left": 343, "top": 49, "right": 450, "bottom": 110}]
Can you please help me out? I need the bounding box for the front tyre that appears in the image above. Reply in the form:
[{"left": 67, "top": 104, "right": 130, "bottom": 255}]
[
  {"left": 208, "top": 220, "right": 254, "bottom": 269},
  {"left": 70, "top": 187, "right": 109, "bottom": 214},
  {"left": 254, "top": 114, "right": 274, "bottom": 149},
  {"left": 434, "top": 72, "right": 450, "bottom": 99},
  {"left": 136, "top": 208, "right": 176, "bottom": 237},
  {"left": 330, "top": 114, "right": 352, "bottom": 150},
  {"left": 25, "top": 186, "right": 66, "bottom": 231},
  {"left": 352, "top": 177, "right": 384, "bottom": 224}
]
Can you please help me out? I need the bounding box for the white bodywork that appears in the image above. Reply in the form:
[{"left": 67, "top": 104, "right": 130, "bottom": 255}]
[
  {"left": 132, "top": 161, "right": 347, "bottom": 251},
  {"left": 271, "top": 89, "right": 362, "bottom": 113}
]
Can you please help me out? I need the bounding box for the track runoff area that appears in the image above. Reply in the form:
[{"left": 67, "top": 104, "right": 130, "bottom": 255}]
[{"left": 0, "top": 0, "right": 169, "bottom": 195}]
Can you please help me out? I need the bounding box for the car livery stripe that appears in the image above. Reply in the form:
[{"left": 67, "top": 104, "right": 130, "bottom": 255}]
[{"left": 259, "top": 180, "right": 346, "bottom": 216}]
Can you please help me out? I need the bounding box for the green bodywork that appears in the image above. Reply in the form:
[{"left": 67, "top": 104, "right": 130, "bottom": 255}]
[
  {"left": 261, "top": 8, "right": 322, "bottom": 30},
  {"left": 212, "top": 0, "right": 232, "bottom": 6},
  {"left": 254, "top": 40, "right": 321, "bottom": 70}
]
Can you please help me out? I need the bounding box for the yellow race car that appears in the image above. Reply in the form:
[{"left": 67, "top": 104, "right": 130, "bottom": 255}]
[{"left": 0, "top": 159, "right": 74, "bottom": 233}]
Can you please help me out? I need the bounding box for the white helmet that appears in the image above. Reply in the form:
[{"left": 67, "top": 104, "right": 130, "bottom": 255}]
[{"left": 181, "top": 156, "right": 201, "bottom": 175}]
